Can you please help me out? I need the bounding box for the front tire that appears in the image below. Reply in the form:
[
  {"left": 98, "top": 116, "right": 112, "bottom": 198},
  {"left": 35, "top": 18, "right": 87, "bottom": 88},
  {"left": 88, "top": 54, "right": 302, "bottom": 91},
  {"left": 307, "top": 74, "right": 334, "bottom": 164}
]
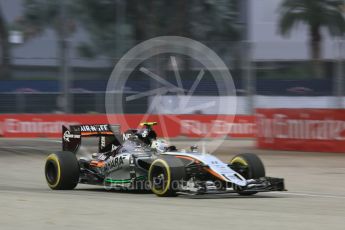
[
  {"left": 230, "top": 153, "right": 265, "bottom": 195},
  {"left": 45, "top": 151, "right": 80, "bottom": 190},
  {"left": 148, "top": 156, "right": 185, "bottom": 197}
]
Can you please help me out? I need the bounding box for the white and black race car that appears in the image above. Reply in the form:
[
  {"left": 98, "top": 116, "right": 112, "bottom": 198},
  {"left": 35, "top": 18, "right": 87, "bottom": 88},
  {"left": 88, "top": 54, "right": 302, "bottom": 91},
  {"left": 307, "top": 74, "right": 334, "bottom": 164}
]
[{"left": 44, "top": 123, "right": 285, "bottom": 197}]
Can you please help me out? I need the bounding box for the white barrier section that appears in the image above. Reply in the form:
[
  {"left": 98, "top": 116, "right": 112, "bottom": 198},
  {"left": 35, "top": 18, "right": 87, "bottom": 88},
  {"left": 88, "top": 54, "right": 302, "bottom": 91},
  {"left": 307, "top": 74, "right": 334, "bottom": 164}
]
[{"left": 154, "top": 96, "right": 345, "bottom": 114}]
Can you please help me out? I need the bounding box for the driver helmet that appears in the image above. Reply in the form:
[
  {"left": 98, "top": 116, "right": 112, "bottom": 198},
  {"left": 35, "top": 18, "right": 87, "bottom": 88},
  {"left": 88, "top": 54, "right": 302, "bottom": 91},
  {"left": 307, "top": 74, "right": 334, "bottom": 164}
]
[{"left": 151, "top": 139, "right": 169, "bottom": 153}]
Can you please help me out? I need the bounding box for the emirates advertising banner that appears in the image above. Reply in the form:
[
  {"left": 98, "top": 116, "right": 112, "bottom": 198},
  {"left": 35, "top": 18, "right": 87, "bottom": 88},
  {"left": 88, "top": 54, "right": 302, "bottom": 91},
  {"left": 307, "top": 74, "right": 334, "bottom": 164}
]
[
  {"left": 0, "top": 114, "right": 255, "bottom": 139},
  {"left": 256, "top": 109, "right": 345, "bottom": 153}
]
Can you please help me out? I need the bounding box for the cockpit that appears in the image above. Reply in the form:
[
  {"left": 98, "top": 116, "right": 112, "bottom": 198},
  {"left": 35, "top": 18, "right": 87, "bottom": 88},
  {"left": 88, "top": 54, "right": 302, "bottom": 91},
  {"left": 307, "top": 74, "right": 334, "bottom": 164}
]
[{"left": 117, "top": 137, "right": 153, "bottom": 156}]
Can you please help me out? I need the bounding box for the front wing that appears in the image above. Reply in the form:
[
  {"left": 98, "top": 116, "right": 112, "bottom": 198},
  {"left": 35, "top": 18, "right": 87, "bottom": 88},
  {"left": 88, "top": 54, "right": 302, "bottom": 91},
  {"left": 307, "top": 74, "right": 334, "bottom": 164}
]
[{"left": 238, "top": 177, "right": 286, "bottom": 193}]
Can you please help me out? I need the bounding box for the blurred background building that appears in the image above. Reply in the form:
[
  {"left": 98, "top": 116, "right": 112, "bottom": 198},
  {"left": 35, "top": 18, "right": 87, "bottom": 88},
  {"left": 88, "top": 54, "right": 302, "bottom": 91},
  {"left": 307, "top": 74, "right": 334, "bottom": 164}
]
[{"left": 0, "top": 0, "right": 344, "bottom": 114}]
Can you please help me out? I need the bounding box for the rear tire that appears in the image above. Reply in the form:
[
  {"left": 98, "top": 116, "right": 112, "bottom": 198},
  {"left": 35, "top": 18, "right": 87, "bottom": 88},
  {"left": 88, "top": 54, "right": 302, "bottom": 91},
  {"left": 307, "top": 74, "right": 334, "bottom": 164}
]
[
  {"left": 148, "top": 156, "right": 185, "bottom": 197},
  {"left": 230, "top": 153, "right": 265, "bottom": 195},
  {"left": 45, "top": 151, "right": 80, "bottom": 190}
]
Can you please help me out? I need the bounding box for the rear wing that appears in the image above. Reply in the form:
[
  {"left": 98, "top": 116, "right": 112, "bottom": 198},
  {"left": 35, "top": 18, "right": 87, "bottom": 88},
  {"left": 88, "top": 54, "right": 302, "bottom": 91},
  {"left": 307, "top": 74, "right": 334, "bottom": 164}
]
[{"left": 62, "top": 124, "right": 122, "bottom": 154}]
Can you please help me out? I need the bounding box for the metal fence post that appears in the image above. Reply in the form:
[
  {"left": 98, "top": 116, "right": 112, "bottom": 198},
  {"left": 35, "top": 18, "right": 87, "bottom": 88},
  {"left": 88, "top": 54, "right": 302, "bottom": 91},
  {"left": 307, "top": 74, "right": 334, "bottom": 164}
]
[
  {"left": 58, "top": 0, "right": 71, "bottom": 113},
  {"left": 242, "top": 41, "right": 255, "bottom": 114},
  {"left": 95, "top": 93, "right": 104, "bottom": 113},
  {"left": 16, "top": 93, "right": 25, "bottom": 113},
  {"left": 335, "top": 39, "right": 344, "bottom": 108}
]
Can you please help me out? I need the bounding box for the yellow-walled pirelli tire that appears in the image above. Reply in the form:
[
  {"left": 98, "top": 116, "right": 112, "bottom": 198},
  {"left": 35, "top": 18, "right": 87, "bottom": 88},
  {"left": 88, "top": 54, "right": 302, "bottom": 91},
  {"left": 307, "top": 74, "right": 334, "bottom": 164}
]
[
  {"left": 45, "top": 151, "right": 80, "bottom": 190},
  {"left": 230, "top": 153, "right": 265, "bottom": 195},
  {"left": 148, "top": 156, "right": 185, "bottom": 197}
]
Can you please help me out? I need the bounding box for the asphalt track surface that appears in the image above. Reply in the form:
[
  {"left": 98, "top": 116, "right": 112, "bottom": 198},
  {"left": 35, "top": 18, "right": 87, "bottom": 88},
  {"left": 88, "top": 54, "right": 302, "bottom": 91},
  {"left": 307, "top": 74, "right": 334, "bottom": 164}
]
[{"left": 1, "top": 138, "right": 345, "bottom": 230}]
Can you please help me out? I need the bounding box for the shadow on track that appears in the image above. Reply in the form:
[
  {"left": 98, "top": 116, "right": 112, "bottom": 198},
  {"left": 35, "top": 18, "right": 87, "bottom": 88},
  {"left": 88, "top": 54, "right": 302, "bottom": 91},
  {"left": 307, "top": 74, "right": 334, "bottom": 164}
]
[{"left": 74, "top": 187, "right": 285, "bottom": 199}]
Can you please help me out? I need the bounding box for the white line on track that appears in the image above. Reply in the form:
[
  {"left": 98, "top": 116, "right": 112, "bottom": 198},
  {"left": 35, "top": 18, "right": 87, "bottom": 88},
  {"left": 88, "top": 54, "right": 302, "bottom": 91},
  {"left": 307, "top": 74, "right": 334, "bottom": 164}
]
[
  {"left": 272, "top": 191, "right": 345, "bottom": 199},
  {"left": 0, "top": 144, "right": 91, "bottom": 156},
  {"left": 0, "top": 138, "right": 62, "bottom": 143},
  {"left": 0, "top": 146, "right": 49, "bottom": 151}
]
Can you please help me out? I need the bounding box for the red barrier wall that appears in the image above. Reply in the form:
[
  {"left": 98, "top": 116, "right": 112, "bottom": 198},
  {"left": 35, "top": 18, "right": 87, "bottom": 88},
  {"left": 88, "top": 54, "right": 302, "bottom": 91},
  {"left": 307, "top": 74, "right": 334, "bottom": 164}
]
[
  {"left": 256, "top": 109, "right": 345, "bottom": 153},
  {"left": 0, "top": 114, "right": 255, "bottom": 138}
]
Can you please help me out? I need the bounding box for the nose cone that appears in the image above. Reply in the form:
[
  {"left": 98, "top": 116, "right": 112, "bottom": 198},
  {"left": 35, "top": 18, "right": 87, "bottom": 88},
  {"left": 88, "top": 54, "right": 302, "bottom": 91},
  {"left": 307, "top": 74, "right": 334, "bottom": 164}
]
[{"left": 224, "top": 174, "right": 247, "bottom": 187}]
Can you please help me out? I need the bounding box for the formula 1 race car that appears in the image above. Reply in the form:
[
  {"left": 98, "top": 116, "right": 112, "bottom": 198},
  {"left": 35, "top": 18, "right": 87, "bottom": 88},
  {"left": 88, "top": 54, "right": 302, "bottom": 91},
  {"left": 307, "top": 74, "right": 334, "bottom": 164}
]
[{"left": 44, "top": 122, "right": 285, "bottom": 196}]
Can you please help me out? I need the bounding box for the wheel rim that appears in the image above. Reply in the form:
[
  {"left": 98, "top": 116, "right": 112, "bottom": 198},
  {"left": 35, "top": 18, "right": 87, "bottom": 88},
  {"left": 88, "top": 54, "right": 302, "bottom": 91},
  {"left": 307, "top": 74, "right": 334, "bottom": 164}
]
[
  {"left": 45, "top": 154, "right": 61, "bottom": 188},
  {"left": 149, "top": 159, "right": 171, "bottom": 195},
  {"left": 45, "top": 160, "right": 58, "bottom": 185},
  {"left": 150, "top": 165, "right": 168, "bottom": 192}
]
